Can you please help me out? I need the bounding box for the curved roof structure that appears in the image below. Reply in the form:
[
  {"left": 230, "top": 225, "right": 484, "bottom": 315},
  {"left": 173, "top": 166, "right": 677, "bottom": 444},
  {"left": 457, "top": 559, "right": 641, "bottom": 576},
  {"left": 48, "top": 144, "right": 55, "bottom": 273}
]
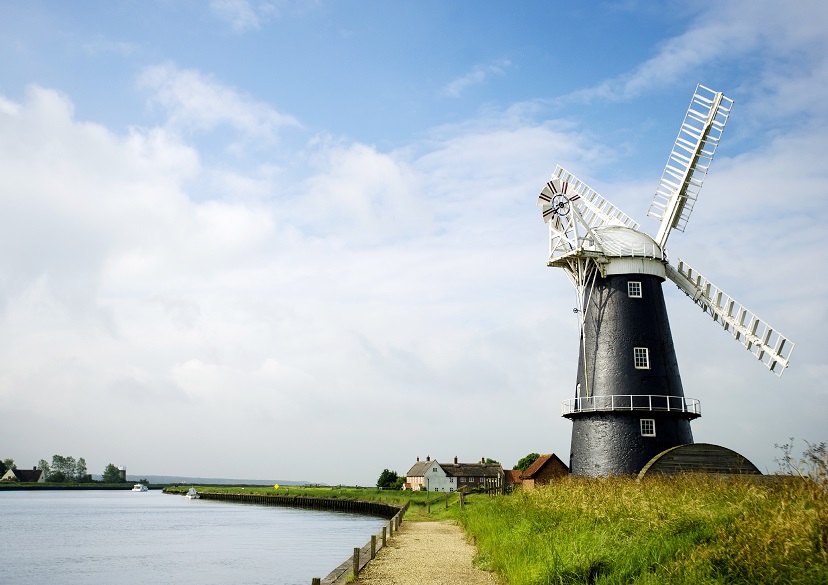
[
  {"left": 593, "top": 225, "right": 662, "bottom": 258},
  {"left": 638, "top": 443, "right": 762, "bottom": 478}
]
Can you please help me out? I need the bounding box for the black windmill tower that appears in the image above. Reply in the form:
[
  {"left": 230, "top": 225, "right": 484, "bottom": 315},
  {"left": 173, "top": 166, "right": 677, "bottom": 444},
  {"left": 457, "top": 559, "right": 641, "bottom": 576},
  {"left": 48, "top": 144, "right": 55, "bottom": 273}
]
[{"left": 536, "top": 85, "right": 794, "bottom": 476}]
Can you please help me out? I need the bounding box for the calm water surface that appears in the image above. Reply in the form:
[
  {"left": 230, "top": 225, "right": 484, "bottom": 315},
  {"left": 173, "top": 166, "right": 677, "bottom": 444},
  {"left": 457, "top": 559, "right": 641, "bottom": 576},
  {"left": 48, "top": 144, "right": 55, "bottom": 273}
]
[{"left": 0, "top": 490, "right": 388, "bottom": 585}]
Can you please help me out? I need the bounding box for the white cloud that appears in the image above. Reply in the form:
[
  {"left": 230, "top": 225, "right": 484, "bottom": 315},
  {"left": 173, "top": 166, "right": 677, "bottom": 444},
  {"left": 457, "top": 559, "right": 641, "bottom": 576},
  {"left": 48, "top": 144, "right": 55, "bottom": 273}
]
[
  {"left": 0, "top": 81, "right": 578, "bottom": 482},
  {"left": 137, "top": 62, "right": 300, "bottom": 141},
  {"left": 565, "top": 0, "right": 828, "bottom": 108},
  {"left": 441, "top": 59, "right": 512, "bottom": 98},
  {"left": 209, "top": 0, "right": 278, "bottom": 32}
]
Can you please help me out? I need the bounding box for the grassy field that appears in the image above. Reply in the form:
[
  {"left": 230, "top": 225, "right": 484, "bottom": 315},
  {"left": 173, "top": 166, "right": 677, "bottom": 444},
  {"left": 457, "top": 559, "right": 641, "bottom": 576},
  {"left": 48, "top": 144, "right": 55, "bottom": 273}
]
[{"left": 458, "top": 475, "right": 828, "bottom": 585}]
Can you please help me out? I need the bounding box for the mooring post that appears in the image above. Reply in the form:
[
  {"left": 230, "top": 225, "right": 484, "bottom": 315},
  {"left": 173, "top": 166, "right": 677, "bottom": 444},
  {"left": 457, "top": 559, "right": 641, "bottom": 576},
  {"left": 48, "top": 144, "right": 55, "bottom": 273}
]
[
  {"left": 371, "top": 534, "right": 376, "bottom": 559},
  {"left": 353, "top": 547, "right": 360, "bottom": 577},
  {"left": 382, "top": 525, "right": 387, "bottom": 547}
]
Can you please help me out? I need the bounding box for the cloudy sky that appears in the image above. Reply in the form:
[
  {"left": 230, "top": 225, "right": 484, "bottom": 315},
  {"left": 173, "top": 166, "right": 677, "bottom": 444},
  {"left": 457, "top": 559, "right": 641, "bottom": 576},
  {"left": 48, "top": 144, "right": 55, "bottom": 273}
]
[{"left": 1, "top": 1, "right": 826, "bottom": 485}]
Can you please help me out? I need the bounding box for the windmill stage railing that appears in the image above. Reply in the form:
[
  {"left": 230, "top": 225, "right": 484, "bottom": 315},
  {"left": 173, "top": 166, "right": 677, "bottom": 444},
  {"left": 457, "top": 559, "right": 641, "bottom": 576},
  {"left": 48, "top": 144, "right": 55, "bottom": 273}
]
[{"left": 561, "top": 394, "right": 701, "bottom": 417}]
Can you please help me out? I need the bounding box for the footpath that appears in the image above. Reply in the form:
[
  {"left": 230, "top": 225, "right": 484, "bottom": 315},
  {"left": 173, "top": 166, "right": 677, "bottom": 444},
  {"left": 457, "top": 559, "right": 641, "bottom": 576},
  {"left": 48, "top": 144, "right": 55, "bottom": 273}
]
[{"left": 350, "top": 521, "right": 498, "bottom": 585}]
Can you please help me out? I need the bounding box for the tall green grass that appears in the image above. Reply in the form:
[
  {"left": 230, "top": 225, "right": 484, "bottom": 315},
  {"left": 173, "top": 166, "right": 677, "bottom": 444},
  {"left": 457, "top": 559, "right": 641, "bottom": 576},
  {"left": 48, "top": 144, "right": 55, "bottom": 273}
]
[{"left": 458, "top": 475, "right": 828, "bottom": 584}]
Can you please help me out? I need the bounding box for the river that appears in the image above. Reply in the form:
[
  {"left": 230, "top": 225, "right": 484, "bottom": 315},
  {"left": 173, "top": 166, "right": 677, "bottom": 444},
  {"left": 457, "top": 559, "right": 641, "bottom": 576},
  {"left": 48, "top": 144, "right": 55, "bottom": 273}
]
[{"left": 0, "top": 489, "right": 388, "bottom": 584}]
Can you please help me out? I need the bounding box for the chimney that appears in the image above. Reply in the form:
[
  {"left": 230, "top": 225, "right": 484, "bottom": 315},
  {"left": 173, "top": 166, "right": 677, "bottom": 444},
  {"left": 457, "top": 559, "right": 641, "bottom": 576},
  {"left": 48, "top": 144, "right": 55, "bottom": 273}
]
[
  {"left": 33, "top": 466, "right": 37, "bottom": 470},
  {"left": 481, "top": 457, "right": 485, "bottom": 464},
  {"left": 426, "top": 455, "right": 430, "bottom": 462},
  {"left": 454, "top": 456, "right": 458, "bottom": 464},
  {"left": 416, "top": 457, "right": 420, "bottom": 462}
]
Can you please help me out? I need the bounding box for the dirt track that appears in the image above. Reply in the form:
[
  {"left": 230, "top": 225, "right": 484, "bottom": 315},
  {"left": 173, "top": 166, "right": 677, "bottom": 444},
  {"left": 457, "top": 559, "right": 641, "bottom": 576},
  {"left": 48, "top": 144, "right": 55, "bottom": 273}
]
[{"left": 351, "top": 521, "right": 498, "bottom": 585}]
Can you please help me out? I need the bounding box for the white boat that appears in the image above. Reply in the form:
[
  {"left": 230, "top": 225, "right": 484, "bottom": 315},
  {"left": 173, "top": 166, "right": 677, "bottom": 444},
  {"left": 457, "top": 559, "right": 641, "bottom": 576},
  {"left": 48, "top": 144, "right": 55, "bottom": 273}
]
[
  {"left": 131, "top": 483, "right": 148, "bottom": 492},
  {"left": 184, "top": 487, "right": 200, "bottom": 499}
]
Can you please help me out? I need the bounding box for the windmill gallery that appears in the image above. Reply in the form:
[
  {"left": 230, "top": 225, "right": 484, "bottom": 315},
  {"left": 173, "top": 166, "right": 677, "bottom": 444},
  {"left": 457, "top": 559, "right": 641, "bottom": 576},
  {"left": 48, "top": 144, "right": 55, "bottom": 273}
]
[{"left": 537, "top": 85, "right": 794, "bottom": 477}]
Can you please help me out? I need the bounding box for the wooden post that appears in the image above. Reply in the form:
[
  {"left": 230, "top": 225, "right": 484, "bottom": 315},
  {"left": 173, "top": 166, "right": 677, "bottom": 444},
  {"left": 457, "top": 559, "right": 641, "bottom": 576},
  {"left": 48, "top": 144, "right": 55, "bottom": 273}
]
[
  {"left": 427, "top": 500, "right": 431, "bottom": 513},
  {"left": 445, "top": 493, "right": 448, "bottom": 509},
  {"left": 371, "top": 534, "right": 376, "bottom": 559},
  {"left": 382, "top": 526, "right": 387, "bottom": 547},
  {"left": 460, "top": 491, "right": 465, "bottom": 510},
  {"left": 353, "top": 547, "right": 360, "bottom": 577}
]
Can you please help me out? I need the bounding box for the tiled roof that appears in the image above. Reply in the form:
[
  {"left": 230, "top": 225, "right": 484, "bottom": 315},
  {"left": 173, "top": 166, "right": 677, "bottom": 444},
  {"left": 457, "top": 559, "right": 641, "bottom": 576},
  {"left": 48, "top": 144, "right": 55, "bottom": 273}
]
[
  {"left": 521, "top": 453, "right": 568, "bottom": 478},
  {"left": 440, "top": 463, "right": 503, "bottom": 478},
  {"left": 504, "top": 469, "right": 523, "bottom": 484},
  {"left": 9, "top": 468, "right": 43, "bottom": 482},
  {"left": 405, "top": 461, "right": 432, "bottom": 477}
]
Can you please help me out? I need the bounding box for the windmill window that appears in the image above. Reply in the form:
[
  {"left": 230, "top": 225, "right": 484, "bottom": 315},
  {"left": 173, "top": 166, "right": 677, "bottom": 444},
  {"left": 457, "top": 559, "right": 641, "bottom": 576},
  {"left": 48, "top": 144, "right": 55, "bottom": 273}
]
[
  {"left": 634, "top": 347, "right": 650, "bottom": 369},
  {"left": 628, "top": 281, "right": 642, "bottom": 298},
  {"left": 641, "top": 419, "right": 656, "bottom": 437}
]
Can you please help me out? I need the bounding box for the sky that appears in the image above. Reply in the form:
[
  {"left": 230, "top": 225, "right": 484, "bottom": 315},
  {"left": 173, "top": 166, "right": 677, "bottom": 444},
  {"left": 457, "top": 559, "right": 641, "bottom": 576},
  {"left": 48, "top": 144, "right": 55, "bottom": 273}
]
[{"left": 1, "top": 0, "right": 826, "bottom": 486}]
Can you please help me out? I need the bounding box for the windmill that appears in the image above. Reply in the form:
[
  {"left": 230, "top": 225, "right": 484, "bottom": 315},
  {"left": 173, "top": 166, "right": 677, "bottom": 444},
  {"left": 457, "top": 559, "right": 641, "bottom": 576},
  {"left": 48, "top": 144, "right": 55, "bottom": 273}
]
[{"left": 537, "top": 85, "right": 794, "bottom": 476}]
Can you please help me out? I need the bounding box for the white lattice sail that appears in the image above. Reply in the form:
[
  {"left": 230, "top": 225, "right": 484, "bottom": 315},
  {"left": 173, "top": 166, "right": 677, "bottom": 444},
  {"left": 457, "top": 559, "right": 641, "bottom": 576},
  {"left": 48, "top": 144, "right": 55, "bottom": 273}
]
[
  {"left": 648, "top": 85, "right": 734, "bottom": 249},
  {"left": 665, "top": 260, "right": 794, "bottom": 376}
]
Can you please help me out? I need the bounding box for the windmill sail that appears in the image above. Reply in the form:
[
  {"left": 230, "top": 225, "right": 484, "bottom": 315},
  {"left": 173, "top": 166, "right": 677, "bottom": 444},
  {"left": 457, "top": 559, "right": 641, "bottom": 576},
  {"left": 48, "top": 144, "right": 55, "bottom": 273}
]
[
  {"left": 553, "top": 166, "right": 640, "bottom": 231},
  {"left": 648, "top": 85, "right": 734, "bottom": 249},
  {"left": 665, "top": 260, "right": 794, "bottom": 376},
  {"left": 538, "top": 166, "right": 639, "bottom": 261}
]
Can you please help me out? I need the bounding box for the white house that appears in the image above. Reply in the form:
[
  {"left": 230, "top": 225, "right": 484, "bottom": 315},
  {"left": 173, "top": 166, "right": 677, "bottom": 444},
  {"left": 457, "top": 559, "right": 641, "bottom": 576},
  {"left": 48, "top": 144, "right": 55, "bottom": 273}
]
[
  {"left": 1, "top": 466, "right": 45, "bottom": 483},
  {"left": 404, "top": 457, "right": 431, "bottom": 491},
  {"left": 415, "top": 456, "right": 504, "bottom": 493}
]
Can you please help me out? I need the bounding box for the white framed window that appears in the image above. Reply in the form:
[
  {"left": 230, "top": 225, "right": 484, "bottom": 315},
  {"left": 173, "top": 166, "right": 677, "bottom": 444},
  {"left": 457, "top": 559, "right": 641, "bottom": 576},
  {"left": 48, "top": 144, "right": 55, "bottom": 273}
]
[
  {"left": 634, "top": 347, "right": 650, "bottom": 369},
  {"left": 640, "top": 418, "right": 656, "bottom": 437},
  {"left": 460, "top": 477, "right": 466, "bottom": 482},
  {"left": 628, "top": 281, "right": 642, "bottom": 298},
  {"left": 449, "top": 477, "right": 454, "bottom": 483}
]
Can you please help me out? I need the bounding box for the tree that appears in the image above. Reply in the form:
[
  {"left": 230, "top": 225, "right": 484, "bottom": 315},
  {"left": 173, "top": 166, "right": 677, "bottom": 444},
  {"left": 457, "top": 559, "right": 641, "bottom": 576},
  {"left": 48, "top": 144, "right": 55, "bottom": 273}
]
[
  {"left": 102, "top": 463, "right": 122, "bottom": 483},
  {"left": 37, "top": 459, "right": 51, "bottom": 478},
  {"left": 376, "top": 469, "right": 399, "bottom": 489},
  {"left": 0, "top": 458, "right": 13, "bottom": 475},
  {"left": 75, "top": 458, "right": 91, "bottom": 483},
  {"left": 516, "top": 453, "right": 540, "bottom": 472},
  {"left": 48, "top": 454, "right": 77, "bottom": 483},
  {"left": 483, "top": 458, "right": 500, "bottom": 465}
]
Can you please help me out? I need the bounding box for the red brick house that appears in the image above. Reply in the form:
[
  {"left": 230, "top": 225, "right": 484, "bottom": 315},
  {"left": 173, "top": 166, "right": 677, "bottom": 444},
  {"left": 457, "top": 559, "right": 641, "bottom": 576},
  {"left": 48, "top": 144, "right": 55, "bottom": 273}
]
[
  {"left": 503, "top": 469, "right": 523, "bottom": 491},
  {"left": 519, "top": 453, "right": 568, "bottom": 489}
]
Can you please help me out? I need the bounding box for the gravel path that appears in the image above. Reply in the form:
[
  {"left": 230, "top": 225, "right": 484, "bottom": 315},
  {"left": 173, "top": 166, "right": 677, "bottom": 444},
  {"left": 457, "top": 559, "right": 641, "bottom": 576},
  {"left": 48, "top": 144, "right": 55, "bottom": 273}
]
[{"left": 351, "top": 521, "right": 498, "bottom": 585}]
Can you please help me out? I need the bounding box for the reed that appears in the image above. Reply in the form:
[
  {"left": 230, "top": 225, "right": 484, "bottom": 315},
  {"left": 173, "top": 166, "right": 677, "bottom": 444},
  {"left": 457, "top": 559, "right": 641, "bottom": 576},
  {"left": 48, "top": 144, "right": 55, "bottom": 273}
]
[{"left": 457, "top": 474, "right": 828, "bottom": 584}]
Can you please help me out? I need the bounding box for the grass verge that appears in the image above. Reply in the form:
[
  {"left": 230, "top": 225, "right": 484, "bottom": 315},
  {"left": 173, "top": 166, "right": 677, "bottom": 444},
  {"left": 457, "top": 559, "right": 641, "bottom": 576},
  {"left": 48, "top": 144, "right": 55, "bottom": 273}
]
[{"left": 457, "top": 475, "right": 828, "bottom": 584}]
